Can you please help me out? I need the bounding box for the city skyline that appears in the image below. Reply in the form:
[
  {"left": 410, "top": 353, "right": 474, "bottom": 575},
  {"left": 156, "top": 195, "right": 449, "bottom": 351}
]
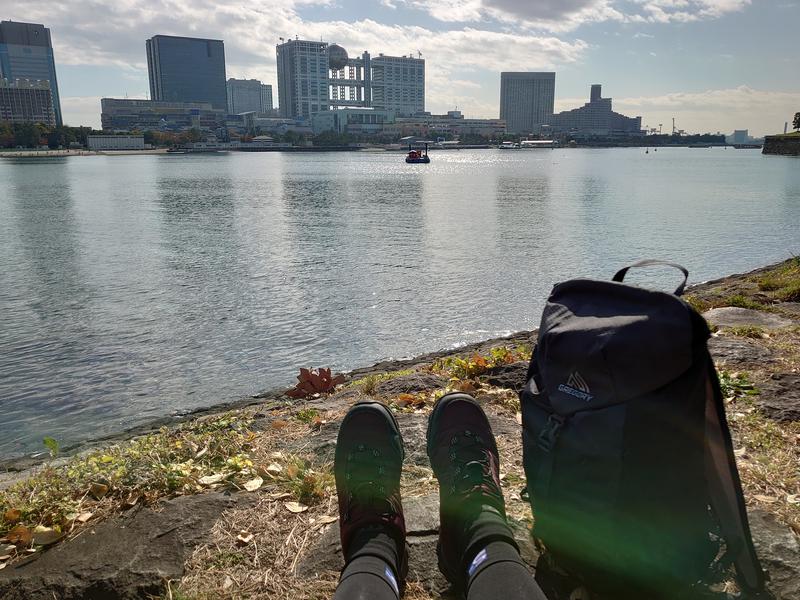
[{"left": 3, "top": 1, "right": 799, "bottom": 135}]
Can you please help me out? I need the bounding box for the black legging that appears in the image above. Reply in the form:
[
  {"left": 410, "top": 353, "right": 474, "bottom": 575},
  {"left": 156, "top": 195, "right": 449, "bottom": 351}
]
[{"left": 334, "top": 540, "right": 547, "bottom": 600}]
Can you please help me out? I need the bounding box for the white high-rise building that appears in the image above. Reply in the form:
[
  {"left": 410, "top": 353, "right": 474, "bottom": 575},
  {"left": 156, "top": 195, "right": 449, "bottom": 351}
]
[
  {"left": 276, "top": 39, "right": 425, "bottom": 120},
  {"left": 227, "top": 78, "right": 273, "bottom": 114},
  {"left": 499, "top": 72, "right": 555, "bottom": 134},
  {"left": 371, "top": 54, "right": 424, "bottom": 116},
  {"left": 276, "top": 39, "right": 330, "bottom": 119}
]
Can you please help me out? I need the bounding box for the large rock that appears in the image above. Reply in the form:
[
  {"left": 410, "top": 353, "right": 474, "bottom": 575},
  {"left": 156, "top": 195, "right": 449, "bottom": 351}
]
[
  {"left": 374, "top": 373, "right": 448, "bottom": 396},
  {"left": 296, "top": 494, "right": 537, "bottom": 596},
  {"left": 757, "top": 373, "right": 800, "bottom": 421},
  {"left": 708, "top": 336, "right": 775, "bottom": 367},
  {"left": 703, "top": 308, "right": 795, "bottom": 330},
  {"left": 0, "top": 493, "right": 240, "bottom": 600},
  {"left": 748, "top": 510, "right": 800, "bottom": 600},
  {"left": 483, "top": 362, "right": 529, "bottom": 392}
]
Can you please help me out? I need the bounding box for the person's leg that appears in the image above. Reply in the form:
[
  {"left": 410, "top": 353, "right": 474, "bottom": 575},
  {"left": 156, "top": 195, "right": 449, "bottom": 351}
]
[
  {"left": 427, "top": 393, "right": 547, "bottom": 600},
  {"left": 333, "top": 401, "right": 408, "bottom": 599}
]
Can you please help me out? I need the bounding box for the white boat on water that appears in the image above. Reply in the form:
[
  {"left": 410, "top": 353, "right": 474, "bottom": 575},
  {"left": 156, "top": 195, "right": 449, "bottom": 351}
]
[
  {"left": 520, "top": 139, "right": 558, "bottom": 149},
  {"left": 498, "top": 141, "right": 520, "bottom": 149}
]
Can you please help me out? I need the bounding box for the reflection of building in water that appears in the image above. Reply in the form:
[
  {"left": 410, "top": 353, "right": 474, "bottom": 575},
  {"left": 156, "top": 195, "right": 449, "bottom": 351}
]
[
  {"left": 0, "top": 78, "right": 56, "bottom": 126},
  {"left": 548, "top": 85, "right": 642, "bottom": 136},
  {"left": 276, "top": 39, "right": 424, "bottom": 120}
]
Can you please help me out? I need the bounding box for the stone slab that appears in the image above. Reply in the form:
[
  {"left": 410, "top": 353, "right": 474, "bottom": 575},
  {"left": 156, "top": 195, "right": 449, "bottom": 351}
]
[{"left": 703, "top": 307, "right": 794, "bottom": 330}]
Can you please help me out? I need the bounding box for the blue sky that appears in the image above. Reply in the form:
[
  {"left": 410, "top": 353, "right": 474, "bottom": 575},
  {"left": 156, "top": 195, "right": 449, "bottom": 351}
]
[{"left": 5, "top": 0, "right": 799, "bottom": 134}]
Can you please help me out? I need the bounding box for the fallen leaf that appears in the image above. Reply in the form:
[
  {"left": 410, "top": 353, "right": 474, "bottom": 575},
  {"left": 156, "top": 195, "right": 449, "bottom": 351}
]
[
  {"left": 6, "top": 525, "right": 32, "bottom": 546},
  {"left": 265, "top": 463, "right": 283, "bottom": 476},
  {"left": 76, "top": 512, "right": 93, "bottom": 523},
  {"left": 195, "top": 446, "right": 208, "bottom": 460},
  {"left": 89, "top": 482, "right": 109, "bottom": 499},
  {"left": 754, "top": 495, "right": 778, "bottom": 504},
  {"left": 32, "top": 525, "right": 63, "bottom": 546},
  {"left": 223, "top": 576, "right": 233, "bottom": 590},
  {"left": 199, "top": 473, "right": 226, "bottom": 486},
  {"left": 284, "top": 501, "right": 309, "bottom": 514},
  {"left": 271, "top": 420, "right": 289, "bottom": 430},
  {"left": 236, "top": 531, "right": 254, "bottom": 545},
  {"left": 787, "top": 494, "right": 800, "bottom": 505},
  {"left": 0, "top": 544, "right": 15, "bottom": 556},
  {"left": 100, "top": 455, "right": 114, "bottom": 463},
  {"left": 286, "top": 463, "right": 300, "bottom": 479},
  {"left": 515, "top": 412, "right": 522, "bottom": 425},
  {"left": 0, "top": 555, "right": 10, "bottom": 562},
  {"left": 122, "top": 494, "right": 140, "bottom": 509},
  {"left": 317, "top": 515, "right": 338, "bottom": 525},
  {"left": 243, "top": 477, "right": 263, "bottom": 492},
  {"left": 0, "top": 562, "right": 6, "bottom": 570},
  {"left": 3, "top": 509, "right": 21, "bottom": 524},
  {"left": 270, "top": 451, "right": 285, "bottom": 460},
  {"left": 733, "top": 448, "right": 746, "bottom": 457}
]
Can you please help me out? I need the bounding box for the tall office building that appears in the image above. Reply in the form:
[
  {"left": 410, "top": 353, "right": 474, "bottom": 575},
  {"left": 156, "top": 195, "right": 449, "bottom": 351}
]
[
  {"left": 371, "top": 54, "right": 424, "bottom": 116},
  {"left": 0, "top": 78, "right": 56, "bottom": 126},
  {"left": 0, "top": 21, "right": 62, "bottom": 125},
  {"left": 146, "top": 35, "right": 227, "bottom": 110},
  {"left": 261, "top": 84, "right": 273, "bottom": 112},
  {"left": 276, "top": 39, "right": 330, "bottom": 119},
  {"left": 499, "top": 72, "right": 555, "bottom": 134},
  {"left": 226, "top": 78, "right": 273, "bottom": 114}
]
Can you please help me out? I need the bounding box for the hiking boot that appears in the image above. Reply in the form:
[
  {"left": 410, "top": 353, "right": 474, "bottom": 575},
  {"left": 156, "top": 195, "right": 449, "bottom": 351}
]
[
  {"left": 426, "top": 393, "right": 517, "bottom": 590},
  {"left": 335, "top": 401, "right": 407, "bottom": 581}
]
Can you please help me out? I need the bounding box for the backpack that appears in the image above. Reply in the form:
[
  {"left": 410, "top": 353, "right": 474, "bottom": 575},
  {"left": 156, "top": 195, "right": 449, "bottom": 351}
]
[{"left": 520, "top": 260, "right": 766, "bottom": 599}]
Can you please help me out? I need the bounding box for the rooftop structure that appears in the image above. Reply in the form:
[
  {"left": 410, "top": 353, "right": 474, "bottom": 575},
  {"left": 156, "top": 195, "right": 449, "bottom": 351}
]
[
  {"left": 0, "top": 78, "right": 56, "bottom": 126},
  {"left": 100, "top": 98, "right": 225, "bottom": 132},
  {"left": 0, "top": 21, "right": 62, "bottom": 125},
  {"left": 548, "top": 84, "right": 642, "bottom": 136},
  {"left": 499, "top": 72, "right": 555, "bottom": 134},
  {"left": 146, "top": 35, "right": 227, "bottom": 110}
]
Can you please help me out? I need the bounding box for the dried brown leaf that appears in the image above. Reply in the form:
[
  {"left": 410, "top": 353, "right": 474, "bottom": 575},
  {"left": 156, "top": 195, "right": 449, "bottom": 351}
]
[
  {"left": 89, "top": 482, "right": 109, "bottom": 499},
  {"left": 6, "top": 525, "right": 32, "bottom": 546},
  {"left": 243, "top": 477, "right": 263, "bottom": 492},
  {"left": 284, "top": 501, "right": 309, "bottom": 514},
  {"left": 3, "top": 509, "right": 21, "bottom": 524}
]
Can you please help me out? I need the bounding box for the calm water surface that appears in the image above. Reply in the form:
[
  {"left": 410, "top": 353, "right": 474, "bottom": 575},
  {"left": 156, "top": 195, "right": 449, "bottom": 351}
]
[{"left": 1, "top": 148, "right": 798, "bottom": 457}]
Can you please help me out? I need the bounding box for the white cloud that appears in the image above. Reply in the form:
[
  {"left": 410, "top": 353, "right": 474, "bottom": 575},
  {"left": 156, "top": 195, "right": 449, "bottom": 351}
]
[{"left": 614, "top": 86, "right": 800, "bottom": 136}]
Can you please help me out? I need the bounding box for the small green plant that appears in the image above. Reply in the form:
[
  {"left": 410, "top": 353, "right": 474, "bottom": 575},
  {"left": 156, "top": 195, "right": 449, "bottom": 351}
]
[
  {"left": 726, "top": 326, "right": 765, "bottom": 339},
  {"left": 42, "top": 437, "right": 59, "bottom": 458},
  {"left": 718, "top": 371, "right": 759, "bottom": 401},
  {"left": 684, "top": 295, "right": 711, "bottom": 313},
  {"left": 295, "top": 408, "right": 320, "bottom": 424},
  {"left": 757, "top": 277, "right": 781, "bottom": 292},
  {"left": 361, "top": 374, "right": 380, "bottom": 396},
  {"left": 348, "top": 369, "right": 416, "bottom": 394}
]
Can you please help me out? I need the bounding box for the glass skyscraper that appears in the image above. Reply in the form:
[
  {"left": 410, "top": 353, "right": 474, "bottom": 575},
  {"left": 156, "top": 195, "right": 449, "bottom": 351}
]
[
  {"left": 0, "top": 21, "right": 62, "bottom": 126},
  {"left": 146, "top": 35, "right": 227, "bottom": 110},
  {"left": 499, "top": 72, "right": 555, "bottom": 134}
]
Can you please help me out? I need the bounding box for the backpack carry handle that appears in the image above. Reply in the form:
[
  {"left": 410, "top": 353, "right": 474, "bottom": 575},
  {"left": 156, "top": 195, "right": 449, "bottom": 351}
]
[{"left": 612, "top": 260, "right": 689, "bottom": 296}]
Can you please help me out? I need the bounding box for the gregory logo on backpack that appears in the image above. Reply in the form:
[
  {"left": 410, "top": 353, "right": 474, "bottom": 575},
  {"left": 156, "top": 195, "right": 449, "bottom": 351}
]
[{"left": 558, "top": 371, "right": 593, "bottom": 402}]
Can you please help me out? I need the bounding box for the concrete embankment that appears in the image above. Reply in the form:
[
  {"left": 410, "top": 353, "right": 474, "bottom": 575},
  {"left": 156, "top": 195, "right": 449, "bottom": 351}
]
[{"left": 763, "top": 134, "right": 800, "bottom": 156}]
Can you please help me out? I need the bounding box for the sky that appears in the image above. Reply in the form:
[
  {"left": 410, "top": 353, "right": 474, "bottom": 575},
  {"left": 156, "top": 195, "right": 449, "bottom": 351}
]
[{"left": 5, "top": 0, "right": 800, "bottom": 135}]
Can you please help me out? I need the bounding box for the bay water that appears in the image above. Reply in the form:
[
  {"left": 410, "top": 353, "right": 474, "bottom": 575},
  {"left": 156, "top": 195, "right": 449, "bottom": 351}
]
[{"left": 1, "top": 148, "right": 798, "bottom": 458}]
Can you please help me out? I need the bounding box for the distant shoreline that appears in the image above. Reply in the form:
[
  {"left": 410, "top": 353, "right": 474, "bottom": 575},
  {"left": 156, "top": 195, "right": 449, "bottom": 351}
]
[{"left": 0, "top": 148, "right": 170, "bottom": 158}]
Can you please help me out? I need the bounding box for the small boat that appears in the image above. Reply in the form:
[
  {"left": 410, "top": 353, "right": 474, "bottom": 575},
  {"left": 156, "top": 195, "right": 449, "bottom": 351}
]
[
  {"left": 498, "top": 141, "right": 520, "bottom": 149},
  {"left": 405, "top": 143, "right": 430, "bottom": 164}
]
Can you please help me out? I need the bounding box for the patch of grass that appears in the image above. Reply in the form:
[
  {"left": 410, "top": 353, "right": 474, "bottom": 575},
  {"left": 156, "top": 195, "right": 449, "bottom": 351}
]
[
  {"left": 685, "top": 294, "right": 712, "bottom": 313},
  {"left": 267, "top": 454, "right": 333, "bottom": 506},
  {"left": 432, "top": 344, "right": 532, "bottom": 381},
  {"left": 725, "top": 325, "right": 766, "bottom": 339},
  {"left": 718, "top": 370, "right": 759, "bottom": 402},
  {"left": 757, "top": 277, "right": 782, "bottom": 292},
  {"left": 726, "top": 294, "right": 766, "bottom": 310},
  {"left": 777, "top": 281, "right": 800, "bottom": 302},
  {"left": 295, "top": 408, "right": 320, "bottom": 425},
  {"left": 348, "top": 369, "right": 416, "bottom": 395},
  {"left": 0, "top": 413, "right": 255, "bottom": 556}
]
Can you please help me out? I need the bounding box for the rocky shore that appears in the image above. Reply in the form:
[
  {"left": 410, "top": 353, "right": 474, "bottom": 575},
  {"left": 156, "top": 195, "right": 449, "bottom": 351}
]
[
  {"left": 762, "top": 134, "right": 800, "bottom": 156},
  {"left": 1, "top": 259, "right": 799, "bottom": 600}
]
